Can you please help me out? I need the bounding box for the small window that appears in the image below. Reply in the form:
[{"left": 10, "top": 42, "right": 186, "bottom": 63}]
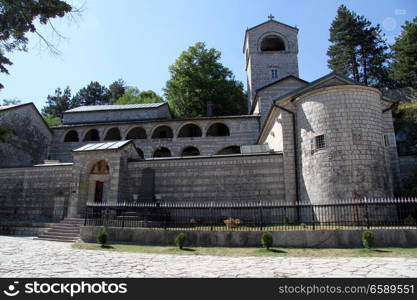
[
  {"left": 271, "top": 69, "right": 278, "bottom": 79},
  {"left": 384, "top": 133, "right": 396, "bottom": 147},
  {"left": 310, "top": 135, "right": 325, "bottom": 153}
]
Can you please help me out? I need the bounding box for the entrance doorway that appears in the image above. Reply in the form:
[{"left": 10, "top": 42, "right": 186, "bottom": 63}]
[{"left": 94, "top": 181, "right": 104, "bottom": 203}]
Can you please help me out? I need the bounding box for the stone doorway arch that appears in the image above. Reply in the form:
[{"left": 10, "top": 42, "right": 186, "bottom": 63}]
[{"left": 88, "top": 160, "right": 110, "bottom": 204}]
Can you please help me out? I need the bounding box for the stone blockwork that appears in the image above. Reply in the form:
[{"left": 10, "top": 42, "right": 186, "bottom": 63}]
[
  {"left": 296, "top": 86, "right": 393, "bottom": 203},
  {"left": 126, "top": 153, "right": 285, "bottom": 203},
  {"left": 254, "top": 76, "right": 308, "bottom": 128},
  {"left": 244, "top": 20, "right": 299, "bottom": 109},
  {"left": 0, "top": 104, "right": 52, "bottom": 167},
  {"left": 49, "top": 116, "right": 260, "bottom": 162},
  {"left": 0, "top": 164, "right": 73, "bottom": 222}
]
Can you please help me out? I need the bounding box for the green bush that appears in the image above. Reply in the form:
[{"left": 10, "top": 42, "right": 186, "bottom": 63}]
[
  {"left": 283, "top": 215, "right": 289, "bottom": 225},
  {"left": 261, "top": 232, "right": 273, "bottom": 250},
  {"left": 97, "top": 231, "right": 108, "bottom": 247},
  {"left": 175, "top": 232, "right": 187, "bottom": 249},
  {"left": 361, "top": 231, "right": 374, "bottom": 249}
]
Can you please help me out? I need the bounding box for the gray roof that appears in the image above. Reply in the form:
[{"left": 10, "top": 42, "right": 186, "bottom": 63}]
[
  {"left": 65, "top": 103, "right": 166, "bottom": 113},
  {"left": 73, "top": 140, "right": 132, "bottom": 152}
]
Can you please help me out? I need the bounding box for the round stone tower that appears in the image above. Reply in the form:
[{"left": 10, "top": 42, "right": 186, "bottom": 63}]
[{"left": 296, "top": 85, "right": 392, "bottom": 204}]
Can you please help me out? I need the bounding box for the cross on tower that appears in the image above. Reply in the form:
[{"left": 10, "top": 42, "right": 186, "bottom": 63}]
[{"left": 268, "top": 14, "right": 274, "bottom": 20}]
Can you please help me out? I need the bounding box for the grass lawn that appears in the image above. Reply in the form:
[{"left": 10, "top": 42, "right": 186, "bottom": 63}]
[{"left": 72, "top": 243, "right": 417, "bottom": 258}]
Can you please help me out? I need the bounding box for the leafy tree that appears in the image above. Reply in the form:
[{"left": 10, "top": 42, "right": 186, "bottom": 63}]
[
  {"left": 164, "top": 42, "right": 247, "bottom": 117},
  {"left": 393, "top": 102, "right": 417, "bottom": 155},
  {"left": 42, "top": 114, "right": 61, "bottom": 126},
  {"left": 390, "top": 17, "right": 417, "bottom": 90},
  {"left": 108, "top": 78, "right": 127, "bottom": 104},
  {"left": 72, "top": 81, "right": 110, "bottom": 106},
  {"left": 41, "top": 86, "right": 72, "bottom": 119},
  {"left": 114, "top": 88, "right": 163, "bottom": 104},
  {"left": 2, "top": 98, "right": 21, "bottom": 106},
  {"left": 327, "top": 5, "right": 391, "bottom": 86},
  {"left": 0, "top": 0, "right": 73, "bottom": 89}
]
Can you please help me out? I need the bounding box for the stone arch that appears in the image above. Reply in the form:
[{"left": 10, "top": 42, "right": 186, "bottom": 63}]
[
  {"left": 104, "top": 127, "right": 122, "bottom": 141},
  {"left": 126, "top": 126, "right": 147, "bottom": 139},
  {"left": 151, "top": 125, "right": 173, "bottom": 139},
  {"left": 153, "top": 147, "right": 172, "bottom": 158},
  {"left": 83, "top": 129, "right": 100, "bottom": 141},
  {"left": 64, "top": 130, "right": 79, "bottom": 142},
  {"left": 207, "top": 122, "right": 230, "bottom": 136},
  {"left": 257, "top": 32, "right": 288, "bottom": 52},
  {"left": 177, "top": 123, "right": 202, "bottom": 138},
  {"left": 216, "top": 145, "right": 241, "bottom": 155},
  {"left": 181, "top": 146, "right": 200, "bottom": 156}
]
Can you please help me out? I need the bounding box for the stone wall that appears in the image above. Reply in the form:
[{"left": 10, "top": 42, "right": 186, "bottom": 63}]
[
  {"left": 256, "top": 77, "right": 307, "bottom": 127},
  {"left": 296, "top": 85, "right": 393, "bottom": 203},
  {"left": 0, "top": 164, "right": 73, "bottom": 222},
  {"left": 49, "top": 116, "right": 260, "bottom": 162},
  {"left": 126, "top": 153, "right": 285, "bottom": 203},
  {"left": 0, "top": 104, "right": 52, "bottom": 167},
  {"left": 81, "top": 226, "right": 417, "bottom": 248}
]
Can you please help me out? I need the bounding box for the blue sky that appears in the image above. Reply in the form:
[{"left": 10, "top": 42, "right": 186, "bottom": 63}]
[{"left": 0, "top": 0, "right": 416, "bottom": 110}]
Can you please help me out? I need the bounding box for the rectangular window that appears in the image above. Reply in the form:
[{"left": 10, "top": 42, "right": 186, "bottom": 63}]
[
  {"left": 384, "top": 133, "right": 396, "bottom": 147},
  {"left": 310, "top": 134, "right": 325, "bottom": 154},
  {"left": 271, "top": 69, "right": 278, "bottom": 79}
]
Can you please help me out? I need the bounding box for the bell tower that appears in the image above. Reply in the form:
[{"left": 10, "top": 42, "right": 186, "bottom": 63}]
[{"left": 244, "top": 16, "right": 300, "bottom": 112}]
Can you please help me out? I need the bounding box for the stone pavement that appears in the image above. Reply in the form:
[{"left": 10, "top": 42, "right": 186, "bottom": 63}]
[{"left": 0, "top": 236, "right": 416, "bottom": 278}]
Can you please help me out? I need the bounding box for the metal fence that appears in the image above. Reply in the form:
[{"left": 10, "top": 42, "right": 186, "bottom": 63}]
[{"left": 84, "top": 197, "right": 417, "bottom": 231}]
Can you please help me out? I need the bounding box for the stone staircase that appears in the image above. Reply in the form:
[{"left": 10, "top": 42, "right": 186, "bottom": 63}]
[{"left": 35, "top": 218, "right": 84, "bottom": 243}]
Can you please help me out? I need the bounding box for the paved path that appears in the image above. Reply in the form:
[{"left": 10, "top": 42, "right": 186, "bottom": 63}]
[{"left": 0, "top": 236, "right": 416, "bottom": 277}]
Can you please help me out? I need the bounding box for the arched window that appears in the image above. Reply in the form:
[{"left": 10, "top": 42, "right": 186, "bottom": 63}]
[
  {"left": 90, "top": 160, "right": 109, "bottom": 174},
  {"left": 152, "top": 126, "right": 173, "bottom": 139},
  {"left": 260, "top": 35, "right": 285, "bottom": 51},
  {"left": 216, "top": 146, "right": 241, "bottom": 155},
  {"left": 83, "top": 129, "right": 100, "bottom": 141},
  {"left": 153, "top": 147, "right": 171, "bottom": 158},
  {"left": 64, "top": 130, "right": 79, "bottom": 142},
  {"left": 181, "top": 146, "right": 200, "bottom": 157},
  {"left": 207, "top": 123, "right": 230, "bottom": 136},
  {"left": 126, "top": 127, "right": 147, "bottom": 139},
  {"left": 104, "top": 127, "right": 121, "bottom": 141},
  {"left": 178, "top": 124, "right": 202, "bottom": 138},
  {"left": 136, "top": 147, "right": 144, "bottom": 159}
]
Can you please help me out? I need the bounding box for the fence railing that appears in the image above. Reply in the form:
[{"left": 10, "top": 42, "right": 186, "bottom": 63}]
[{"left": 84, "top": 197, "right": 417, "bottom": 231}]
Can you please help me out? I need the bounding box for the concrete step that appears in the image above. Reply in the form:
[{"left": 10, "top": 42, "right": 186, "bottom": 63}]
[
  {"left": 36, "top": 218, "right": 83, "bottom": 242},
  {"left": 39, "top": 232, "right": 79, "bottom": 238},
  {"left": 60, "top": 220, "right": 84, "bottom": 225},
  {"left": 41, "top": 230, "right": 79, "bottom": 236},
  {"left": 47, "top": 228, "right": 80, "bottom": 234},
  {"left": 38, "top": 234, "right": 79, "bottom": 241},
  {"left": 34, "top": 237, "right": 77, "bottom": 243}
]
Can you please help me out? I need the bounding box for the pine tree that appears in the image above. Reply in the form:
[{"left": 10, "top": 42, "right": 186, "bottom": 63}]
[
  {"left": 327, "top": 5, "right": 390, "bottom": 87},
  {"left": 390, "top": 17, "right": 417, "bottom": 89}
]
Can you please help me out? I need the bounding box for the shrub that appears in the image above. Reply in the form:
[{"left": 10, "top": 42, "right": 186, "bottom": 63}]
[
  {"left": 404, "top": 215, "right": 417, "bottom": 226},
  {"left": 261, "top": 232, "right": 273, "bottom": 250},
  {"left": 175, "top": 232, "right": 187, "bottom": 249},
  {"left": 96, "top": 231, "right": 108, "bottom": 247},
  {"left": 283, "top": 215, "right": 289, "bottom": 225},
  {"left": 361, "top": 231, "right": 374, "bottom": 249}
]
